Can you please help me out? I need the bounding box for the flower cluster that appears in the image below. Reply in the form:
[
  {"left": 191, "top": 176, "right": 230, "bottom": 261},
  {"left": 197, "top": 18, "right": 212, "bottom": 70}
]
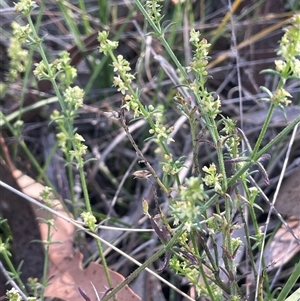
[
  {"left": 14, "top": 0, "right": 36, "bottom": 16},
  {"left": 149, "top": 123, "right": 174, "bottom": 144},
  {"left": 121, "top": 94, "right": 142, "bottom": 118},
  {"left": 57, "top": 51, "right": 77, "bottom": 86},
  {"left": 188, "top": 29, "right": 210, "bottom": 77},
  {"left": 81, "top": 211, "right": 97, "bottom": 231},
  {"left": 99, "top": 32, "right": 137, "bottom": 115},
  {"left": 169, "top": 255, "right": 199, "bottom": 282},
  {"left": 64, "top": 86, "right": 84, "bottom": 110},
  {"left": 51, "top": 85, "right": 84, "bottom": 127},
  {"left": 7, "top": 22, "right": 30, "bottom": 81},
  {"left": 202, "top": 163, "right": 223, "bottom": 193},
  {"left": 11, "top": 22, "right": 31, "bottom": 43},
  {"left": 39, "top": 186, "right": 53, "bottom": 206},
  {"left": 161, "top": 154, "right": 184, "bottom": 176},
  {"left": 0, "top": 240, "right": 10, "bottom": 256},
  {"left": 171, "top": 177, "right": 208, "bottom": 232},
  {"left": 55, "top": 131, "right": 88, "bottom": 166},
  {"left": 220, "top": 118, "right": 241, "bottom": 156},
  {"left": 198, "top": 91, "right": 221, "bottom": 119},
  {"left": 112, "top": 54, "right": 136, "bottom": 94},
  {"left": 69, "top": 133, "right": 88, "bottom": 159},
  {"left": 276, "top": 14, "right": 300, "bottom": 78},
  {"left": 13, "top": 120, "right": 24, "bottom": 138},
  {"left": 98, "top": 29, "right": 176, "bottom": 158},
  {"left": 188, "top": 29, "right": 221, "bottom": 119},
  {"left": 146, "top": 0, "right": 164, "bottom": 23},
  {"left": 169, "top": 255, "right": 224, "bottom": 300},
  {"left": 33, "top": 61, "right": 51, "bottom": 80},
  {"left": 222, "top": 117, "right": 236, "bottom": 135},
  {"left": 270, "top": 87, "right": 292, "bottom": 106},
  {"left": 34, "top": 51, "right": 77, "bottom": 83},
  {"left": 98, "top": 31, "right": 118, "bottom": 55},
  {"left": 6, "top": 288, "right": 22, "bottom": 301}
]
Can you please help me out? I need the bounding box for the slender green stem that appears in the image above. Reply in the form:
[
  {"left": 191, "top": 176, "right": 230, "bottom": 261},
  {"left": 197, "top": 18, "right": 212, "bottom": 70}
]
[
  {"left": 26, "top": 9, "right": 112, "bottom": 289},
  {"left": 77, "top": 0, "right": 90, "bottom": 34},
  {"left": 134, "top": 0, "right": 190, "bottom": 82},
  {"left": 224, "top": 196, "right": 237, "bottom": 296},
  {"left": 215, "top": 135, "right": 227, "bottom": 192},
  {"left": 78, "top": 143, "right": 111, "bottom": 285},
  {"left": 251, "top": 103, "right": 276, "bottom": 158},
  {"left": 66, "top": 157, "right": 76, "bottom": 214},
  {"left": 79, "top": 167, "right": 92, "bottom": 213},
  {"left": 95, "top": 239, "right": 113, "bottom": 289},
  {"left": 77, "top": 167, "right": 109, "bottom": 283},
  {"left": 198, "top": 233, "right": 230, "bottom": 294},
  {"left": 98, "top": 0, "right": 109, "bottom": 24},
  {"left": 160, "top": 38, "right": 190, "bottom": 81},
  {"left": 190, "top": 117, "right": 201, "bottom": 175},
  {"left": 239, "top": 190, "right": 258, "bottom": 279},
  {"left": 256, "top": 115, "right": 300, "bottom": 158},
  {"left": 57, "top": 0, "right": 83, "bottom": 48},
  {"left": 276, "top": 260, "right": 300, "bottom": 301},
  {"left": 40, "top": 213, "right": 52, "bottom": 301},
  {"left": 0, "top": 238, "right": 27, "bottom": 295},
  {"left": 190, "top": 234, "right": 215, "bottom": 300}
]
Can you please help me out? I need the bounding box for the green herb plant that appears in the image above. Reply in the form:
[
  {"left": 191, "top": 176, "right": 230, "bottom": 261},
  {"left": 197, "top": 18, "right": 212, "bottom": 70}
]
[
  {"left": 1, "top": 0, "right": 112, "bottom": 298},
  {"left": 1, "top": 0, "right": 300, "bottom": 300},
  {"left": 98, "top": 2, "right": 300, "bottom": 300}
]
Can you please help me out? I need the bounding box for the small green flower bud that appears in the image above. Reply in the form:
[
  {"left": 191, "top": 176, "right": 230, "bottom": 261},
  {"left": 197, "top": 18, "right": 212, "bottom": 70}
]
[
  {"left": 40, "top": 186, "right": 53, "bottom": 201},
  {"left": 14, "top": 0, "right": 36, "bottom": 16},
  {"left": 81, "top": 211, "right": 97, "bottom": 231},
  {"left": 6, "top": 288, "right": 22, "bottom": 301}
]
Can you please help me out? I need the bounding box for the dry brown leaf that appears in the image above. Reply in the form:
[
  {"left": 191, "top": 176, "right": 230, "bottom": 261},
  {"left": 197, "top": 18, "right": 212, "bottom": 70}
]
[
  {"left": 274, "top": 168, "right": 300, "bottom": 217},
  {"left": 11, "top": 168, "right": 75, "bottom": 260},
  {"left": 46, "top": 252, "right": 139, "bottom": 301},
  {"left": 1, "top": 137, "right": 141, "bottom": 301},
  {"left": 13, "top": 170, "right": 141, "bottom": 301},
  {"left": 264, "top": 218, "right": 300, "bottom": 269}
]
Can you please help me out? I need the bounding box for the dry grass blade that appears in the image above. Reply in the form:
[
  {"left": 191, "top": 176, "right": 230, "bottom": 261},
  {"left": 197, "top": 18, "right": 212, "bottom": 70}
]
[{"left": 208, "top": 14, "right": 295, "bottom": 69}]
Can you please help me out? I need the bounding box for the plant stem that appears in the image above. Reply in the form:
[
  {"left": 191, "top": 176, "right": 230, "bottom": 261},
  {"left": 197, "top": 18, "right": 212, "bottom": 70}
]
[
  {"left": 101, "top": 225, "right": 184, "bottom": 301},
  {"left": 134, "top": 0, "right": 190, "bottom": 82},
  {"left": 0, "top": 239, "right": 27, "bottom": 295},
  {"left": 119, "top": 112, "right": 169, "bottom": 195},
  {"left": 40, "top": 212, "right": 52, "bottom": 301},
  {"left": 190, "top": 234, "right": 215, "bottom": 300},
  {"left": 276, "top": 260, "right": 300, "bottom": 301},
  {"left": 189, "top": 116, "right": 201, "bottom": 175},
  {"left": 251, "top": 103, "right": 275, "bottom": 158},
  {"left": 78, "top": 165, "right": 113, "bottom": 287}
]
